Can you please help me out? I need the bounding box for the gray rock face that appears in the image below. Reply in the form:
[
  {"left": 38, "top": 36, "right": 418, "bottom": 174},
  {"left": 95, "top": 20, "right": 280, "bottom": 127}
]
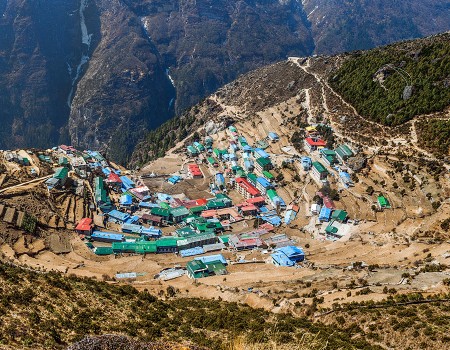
[{"left": 403, "top": 85, "right": 414, "bottom": 100}]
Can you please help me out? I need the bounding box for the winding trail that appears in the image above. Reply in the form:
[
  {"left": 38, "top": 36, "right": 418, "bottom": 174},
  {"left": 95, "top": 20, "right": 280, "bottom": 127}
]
[{"left": 288, "top": 56, "right": 450, "bottom": 168}]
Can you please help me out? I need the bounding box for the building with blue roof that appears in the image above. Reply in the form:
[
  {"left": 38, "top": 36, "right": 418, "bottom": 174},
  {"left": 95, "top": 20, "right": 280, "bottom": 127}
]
[
  {"left": 284, "top": 209, "right": 297, "bottom": 224},
  {"left": 139, "top": 201, "right": 158, "bottom": 209},
  {"left": 195, "top": 254, "right": 227, "bottom": 265},
  {"left": 272, "top": 246, "right": 305, "bottom": 266},
  {"left": 120, "top": 176, "right": 135, "bottom": 190},
  {"left": 254, "top": 148, "right": 270, "bottom": 159},
  {"left": 120, "top": 194, "right": 133, "bottom": 206},
  {"left": 91, "top": 231, "right": 124, "bottom": 243},
  {"left": 261, "top": 214, "right": 282, "bottom": 226},
  {"left": 301, "top": 157, "right": 312, "bottom": 171},
  {"left": 121, "top": 223, "right": 142, "bottom": 234},
  {"left": 339, "top": 171, "right": 353, "bottom": 187},
  {"left": 157, "top": 193, "right": 173, "bottom": 202},
  {"left": 275, "top": 246, "right": 305, "bottom": 262},
  {"left": 108, "top": 210, "right": 130, "bottom": 223},
  {"left": 124, "top": 215, "right": 139, "bottom": 224},
  {"left": 168, "top": 176, "right": 181, "bottom": 184},
  {"left": 243, "top": 160, "right": 254, "bottom": 172},
  {"left": 180, "top": 247, "right": 205, "bottom": 257},
  {"left": 268, "top": 132, "right": 279, "bottom": 142},
  {"left": 255, "top": 177, "right": 273, "bottom": 194},
  {"left": 271, "top": 252, "right": 295, "bottom": 267},
  {"left": 215, "top": 173, "right": 225, "bottom": 188},
  {"left": 319, "top": 206, "right": 332, "bottom": 222},
  {"left": 141, "top": 227, "right": 162, "bottom": 238}
]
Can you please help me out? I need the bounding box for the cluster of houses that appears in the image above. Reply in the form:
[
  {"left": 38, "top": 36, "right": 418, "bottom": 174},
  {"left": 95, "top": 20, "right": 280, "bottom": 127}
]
[
  {"left": 67, "top": 129, "right": 307, "bottom": 274},
  {"left": 302, "top": 126, "right": 355, "bottom": 189},
  {"left": 43, "top": 145, "right": 122, "bottom": 190},
  {"left": 3, "top": 151, "right": 31, "bottom": 166},
  {"left": 187, "top": 127, "right": 287, "bottom": 212}
]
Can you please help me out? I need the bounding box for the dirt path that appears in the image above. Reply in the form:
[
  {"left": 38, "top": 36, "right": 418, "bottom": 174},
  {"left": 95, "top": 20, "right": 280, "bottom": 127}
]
[{"left": 0, "top": 175, "right": 52, "bottom": 194}]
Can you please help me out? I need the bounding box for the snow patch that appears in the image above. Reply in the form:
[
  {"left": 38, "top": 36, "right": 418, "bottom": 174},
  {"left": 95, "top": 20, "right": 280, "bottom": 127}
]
[
  {"left": 168, "top": 98, "right": 175, "bottom": 110},
  {"left": 141, "top": 17, "right": 152, "bottom": 40},
  {"left": 80, "top": 0, "right": 92, "bottom": 47},
  {"left": 166, "top": 69, "right": 175, "bottom": 87},
  {"left": 67, "top": 0, "right": 93, "bottom": 108},
  {"left": 308, "top": 5, "right": 318, "bottom": 18}
]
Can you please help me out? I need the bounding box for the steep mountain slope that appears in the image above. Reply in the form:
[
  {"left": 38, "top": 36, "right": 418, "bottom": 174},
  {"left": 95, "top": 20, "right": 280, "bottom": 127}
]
[
  {"left": 126, "top": 0, "right": 314, "bottom": 114},
  {"left": 132, "top": 32, "right": 450, "bottom": 165},
  {"left": 0, "top": 0, "right": 80, "bottom": 148},
  {"left": 67, "top": 0, "right": 175, "bottom": 164},
  {"left": 0, "top": 0, "right": 449, "bottom": 163},
  {"left": 303, "top": 0, "right": 450, "bottom": 54}
]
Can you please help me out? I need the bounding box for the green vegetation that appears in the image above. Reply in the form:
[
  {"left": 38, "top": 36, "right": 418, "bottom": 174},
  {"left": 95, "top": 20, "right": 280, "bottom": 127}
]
[
  {"left": 21, "top": 213, "right": 37, "bottom": 234},
  {"left": 330, "top": 35, "right": 450, "bottom": 126},
  {"left": 131, "top": 108, "right": 202, "bottom": 167},
  {"left": 0, "top": 263, "right": 382, "bottom": 350},
  {"left": 417, "top": 119, "right": 450, "bottom": 156}
]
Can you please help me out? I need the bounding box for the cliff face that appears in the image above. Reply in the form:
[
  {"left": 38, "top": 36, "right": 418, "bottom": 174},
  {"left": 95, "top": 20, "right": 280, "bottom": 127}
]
[
  {"left": 68, "top": 0, "right": 175, "bottom": 163},
  {"left": 126, "top": 0, "right": 314, "bottom": 114},
  {"left": 0, "top": 0, "right": 80, "bottom": 149},
  {"left": 302, "top": 0, "right": 450, "bottom": 54}
]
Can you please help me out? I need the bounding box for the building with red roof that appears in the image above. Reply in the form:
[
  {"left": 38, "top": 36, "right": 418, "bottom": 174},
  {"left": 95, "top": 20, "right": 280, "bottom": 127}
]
[
  {"left": 304, "top": 137, "right": 327, "bottom": 152},
  {"left": 235, "top": 177, "right": 260, "bottom": 199},
  {"left": 105, "top": 172, "right": 122, "bottom": 191},
  {"left": 245, "top": 196, "right": 266, "bottom": 206},
  {"left": 75, "top": 218, "right": 93, "bottom": 235},
  {"left": 188, "top": 164, "right": 203, "bottom": 178},
  {"left": 196, "top": 198, "right": 207, "bottom": 206}
]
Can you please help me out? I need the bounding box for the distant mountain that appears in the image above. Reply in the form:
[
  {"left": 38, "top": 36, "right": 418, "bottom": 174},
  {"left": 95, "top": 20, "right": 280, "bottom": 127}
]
[{"left": 0, "top": 0, "right": 448, "bottom": 162}]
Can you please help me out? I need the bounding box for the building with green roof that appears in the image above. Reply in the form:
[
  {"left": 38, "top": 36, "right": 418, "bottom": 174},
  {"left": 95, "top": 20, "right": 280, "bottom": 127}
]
[
  {"left": 177, "top": 233, "right": 217, "bottom": 250},
  {"left": 320, "top": 149, "right": 337, "bottom": 166},
  {"left": 193, "top": 221, "right": 224, "bottom": 234},
  {"left": 175, "top": 226, "right": 197, "bottom": 237},
  {"left": 331, "top": 209, "right": 348, "bottom": 222},
  {"left": 186, "top": 260, "right": 209, "bottom": 279},
  {"left": 335, "top": 144, "right": 354, "bottom": 163},
  {"left": 262, "top": 171, "right": 274, "bottom": 180},
  {"left": 112, "top": 242, "right": 138, "bottom": 254},
  {"left": 189, "top": 205, "right": 207, "bottom": 215},
  {"left": 311, "top": 161, "right": 328, "bottom": 180},
  {"left": 186, "top": 259, "right": 227, "bottom": 279},
  {"left": 156, "top": 237, "right": 179, "bottom": 253},
  {"left": 58, "top": 156, "right": 69, "bottom": 167},
  {"left": 151, "top": 207, "right": 171, "bottom": 221},
  {"left": 255, "top": 157, "right": 273, "bottom": 172},
  {"left": 94, "top": 247, "right": 114, "bottom": 255},
  {"left": 135, "top": 241, "right": 157, "bottom": 254},
  {"left": 187, "top": 145, "right": 198, "bottom": 156},
  {"left": 94, "top": 176, "right": 113, "bottom": 212},
  {"left": 54, "top": 167, "right": 69, "bottom": 183},
  {"left": 207, "top": 199, "right": 229, "bottom": 210},
  {"left": 170, "top": 206, "right": 190, "bottom": 223},
  {"left": 205, "top": 261, "right": 227, "bottom": 276},
  {"left": 377, "top": 195, "right": 390, "bottom": 209},
  {"left": 207, "top": 157, "right": 218, "bottom": 166},
  {"left": 325, "top": 225, "right": 339, "bottom": 236},
  {"left": 247, "top": 173, "right": 257, "bottom": 185}
]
